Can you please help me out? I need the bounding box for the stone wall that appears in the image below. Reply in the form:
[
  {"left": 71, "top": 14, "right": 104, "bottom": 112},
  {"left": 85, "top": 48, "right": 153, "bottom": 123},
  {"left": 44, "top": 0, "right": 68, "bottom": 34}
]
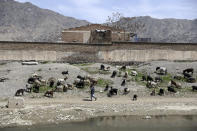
[{"left": 0, "top": 41, "right": 197, "bottom": 62}]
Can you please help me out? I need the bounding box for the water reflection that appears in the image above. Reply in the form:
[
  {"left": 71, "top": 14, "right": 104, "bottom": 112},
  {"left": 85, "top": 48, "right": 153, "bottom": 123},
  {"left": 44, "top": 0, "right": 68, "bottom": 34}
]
[{"left": 1, "top": 115, "right": 197, "bottom": 131}]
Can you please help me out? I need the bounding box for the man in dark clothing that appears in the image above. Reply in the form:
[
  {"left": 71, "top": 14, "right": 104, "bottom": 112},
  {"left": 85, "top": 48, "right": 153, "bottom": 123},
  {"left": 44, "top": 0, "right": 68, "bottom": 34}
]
[{"left": 90, "top": 84, "right": 97, "bottom": 101}]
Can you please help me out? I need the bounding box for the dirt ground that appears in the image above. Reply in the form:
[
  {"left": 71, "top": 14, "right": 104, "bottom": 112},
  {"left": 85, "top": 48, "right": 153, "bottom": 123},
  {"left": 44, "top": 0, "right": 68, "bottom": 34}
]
[{"left": 0, "top": 61, "right": 197, "bottom": 128}]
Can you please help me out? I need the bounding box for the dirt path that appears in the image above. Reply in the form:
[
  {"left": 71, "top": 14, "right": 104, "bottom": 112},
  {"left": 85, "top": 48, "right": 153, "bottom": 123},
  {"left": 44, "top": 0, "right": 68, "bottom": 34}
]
[
  {"left": 1, "top": 96, "right": 197, "bottom": 128},
  {"left": 24, "top": 96, "right": 197, "bottom": 105}
]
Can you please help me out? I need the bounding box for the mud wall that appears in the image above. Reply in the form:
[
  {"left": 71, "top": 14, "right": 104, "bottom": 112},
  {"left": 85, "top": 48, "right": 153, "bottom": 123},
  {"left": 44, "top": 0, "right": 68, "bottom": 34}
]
[
  {"left": 98, "top": 49, "right": 197, "bottom": 62},
  {"left": 0, "top": 41, "right": 197, "bottom": 62}
]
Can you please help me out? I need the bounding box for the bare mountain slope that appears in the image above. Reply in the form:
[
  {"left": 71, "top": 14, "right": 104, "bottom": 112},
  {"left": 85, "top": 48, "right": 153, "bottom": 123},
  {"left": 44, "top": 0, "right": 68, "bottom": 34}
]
[
  {"left": 118, "top": 16, "right": 197, "bottom": 43},
  {"left": 0, "top": 0, "right": 89, "bottom": 42}
]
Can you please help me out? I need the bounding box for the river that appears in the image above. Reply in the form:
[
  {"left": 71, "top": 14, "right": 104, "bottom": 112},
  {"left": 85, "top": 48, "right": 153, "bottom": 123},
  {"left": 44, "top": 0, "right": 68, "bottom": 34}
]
[{"left": 1, "top": 115, "right": 197, "bottom": 131}]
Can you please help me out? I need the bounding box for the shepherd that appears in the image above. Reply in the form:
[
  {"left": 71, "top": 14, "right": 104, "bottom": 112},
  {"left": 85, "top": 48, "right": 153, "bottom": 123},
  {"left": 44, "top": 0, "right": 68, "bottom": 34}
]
[{"left": 90, "top": 84, "right": 97, "bottom": 101}]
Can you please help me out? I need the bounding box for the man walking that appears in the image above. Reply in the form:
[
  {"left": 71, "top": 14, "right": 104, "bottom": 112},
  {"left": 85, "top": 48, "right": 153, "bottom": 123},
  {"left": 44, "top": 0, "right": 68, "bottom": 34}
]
[{"left": 90, "top": 84, "right": 97, "bottom": 101}]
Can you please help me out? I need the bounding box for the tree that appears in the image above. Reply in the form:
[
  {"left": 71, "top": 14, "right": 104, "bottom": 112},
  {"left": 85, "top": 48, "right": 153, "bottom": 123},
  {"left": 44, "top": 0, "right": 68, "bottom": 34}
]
[
  {"left": 106, "top": 12, "right": 146, "bottom": 41},
  {"left": 106, "top": 13, "right": 145, "bottom": 33},
  {"left": 106, "top": 12, "right": 124, "bottom": 29}
]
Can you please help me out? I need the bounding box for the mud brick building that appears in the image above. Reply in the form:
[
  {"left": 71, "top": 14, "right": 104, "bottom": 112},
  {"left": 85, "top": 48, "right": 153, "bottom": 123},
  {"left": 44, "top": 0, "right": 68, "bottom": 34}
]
[{"left": 61, "top": 24, "right": 130, "bottom": 44}]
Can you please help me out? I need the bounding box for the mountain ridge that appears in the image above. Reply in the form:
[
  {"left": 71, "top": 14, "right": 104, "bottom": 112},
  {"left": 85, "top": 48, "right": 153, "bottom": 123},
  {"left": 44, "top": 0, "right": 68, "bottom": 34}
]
[
  {"left": 116, "top": 16, "right": 197, "bottom": 43},
  {"left": 0, "top": 0, "right": 89, "bottom": 42},
  {"left": 0, "top": 0, "right": 196, "bottom": 43}
]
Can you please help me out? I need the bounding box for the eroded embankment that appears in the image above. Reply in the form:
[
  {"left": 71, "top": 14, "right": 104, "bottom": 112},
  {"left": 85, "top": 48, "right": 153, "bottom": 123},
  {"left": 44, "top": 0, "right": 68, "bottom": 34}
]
[{"left": 1, "top": 97, "right": 197, "bottom": 128}]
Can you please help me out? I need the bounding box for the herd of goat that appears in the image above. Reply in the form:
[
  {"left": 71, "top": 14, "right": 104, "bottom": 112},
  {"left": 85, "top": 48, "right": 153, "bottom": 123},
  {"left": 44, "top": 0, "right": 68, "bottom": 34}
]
[{"left": 14, "top": 64, "right": 197, "bottom": 100}]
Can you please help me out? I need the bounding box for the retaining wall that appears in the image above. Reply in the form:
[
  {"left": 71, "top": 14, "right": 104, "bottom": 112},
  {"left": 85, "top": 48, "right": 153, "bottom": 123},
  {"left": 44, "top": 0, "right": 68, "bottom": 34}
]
[{"left": 0, "top": 41, "right": 197, "bottom": 62}]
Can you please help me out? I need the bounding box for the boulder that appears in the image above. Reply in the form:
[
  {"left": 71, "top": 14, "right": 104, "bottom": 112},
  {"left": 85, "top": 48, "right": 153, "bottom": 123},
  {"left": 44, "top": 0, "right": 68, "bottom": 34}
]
[
  {"left": 22, "top": 61, "right": 38, "bottom": 65},
  {"left": 7, "top": 97, "right": 25, "bottom": 108}
]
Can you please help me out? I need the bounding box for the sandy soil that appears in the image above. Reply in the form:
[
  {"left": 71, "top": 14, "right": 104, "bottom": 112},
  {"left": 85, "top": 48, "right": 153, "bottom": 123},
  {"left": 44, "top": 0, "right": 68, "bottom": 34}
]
[
  {"left": 1, "top": 96, "right": 197, "bottom": 128},
  {"left": 0, "top": 61, "right": 197, "bottom": 128}
]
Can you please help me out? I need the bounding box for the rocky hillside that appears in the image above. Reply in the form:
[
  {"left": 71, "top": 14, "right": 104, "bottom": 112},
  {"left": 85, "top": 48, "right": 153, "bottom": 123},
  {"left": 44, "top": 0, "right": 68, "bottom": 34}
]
[
  {"left": 117, "top": 16, "right": 197, "bottom": 43},
  {"left": 0, "top": 0, "right": 89, "bottom": 42}
]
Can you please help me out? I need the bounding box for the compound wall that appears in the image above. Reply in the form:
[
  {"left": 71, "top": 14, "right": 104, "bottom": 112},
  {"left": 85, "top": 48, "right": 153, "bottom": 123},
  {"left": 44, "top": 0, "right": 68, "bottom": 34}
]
[{"left": 0, "top": 41, "right": 197, "bottom": 62}]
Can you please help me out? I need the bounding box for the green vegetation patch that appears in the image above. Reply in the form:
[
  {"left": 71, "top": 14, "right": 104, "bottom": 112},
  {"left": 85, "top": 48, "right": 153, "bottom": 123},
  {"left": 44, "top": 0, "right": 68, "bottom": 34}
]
[
  {"left": 97, "top": 78, "right": 114, "bottom": 88},
  {"left": 40, "top": 61, "right": 50, "bottom": 64},
  {"left": 123, "top": 68, "right": 196, "bottom": 94},
  {"left": 0, "top": 63, "right": 7, "bottom": 66},
  {"left": 177, "top": 86, "right": 193, "bottom": 92},
  {"left": 157, "top": 73, "right": 172, "bottom": 87},
  {"left": 32, "top": 85, "right": 53, "bottom": 93},
  {"left": 129, "top": 71, "right": 146, "bottom": 86},
  {"left": 37, "top": 68, "right": 42, "bottom": 72},
  {"left": 81, "top": 67, "right": 111, "bottom": 75},
  {"left": 159, "top": 73, "right": 188, "bottom": 87},
  {"left": 121, "top": 68, "right": 144, "bottom": 85},
  {"left": 39, "top": 86, "right": 52, "bottom": 93},
  {"left": 173, "top": 60, "right": 197, "bottom": 63}
]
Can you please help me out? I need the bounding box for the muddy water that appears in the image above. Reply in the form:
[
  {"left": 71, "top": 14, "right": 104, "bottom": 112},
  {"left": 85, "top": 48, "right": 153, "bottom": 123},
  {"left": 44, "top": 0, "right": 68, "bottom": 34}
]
[{"left": 1, "top": 115, "right": 197, "bottom": 131}]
